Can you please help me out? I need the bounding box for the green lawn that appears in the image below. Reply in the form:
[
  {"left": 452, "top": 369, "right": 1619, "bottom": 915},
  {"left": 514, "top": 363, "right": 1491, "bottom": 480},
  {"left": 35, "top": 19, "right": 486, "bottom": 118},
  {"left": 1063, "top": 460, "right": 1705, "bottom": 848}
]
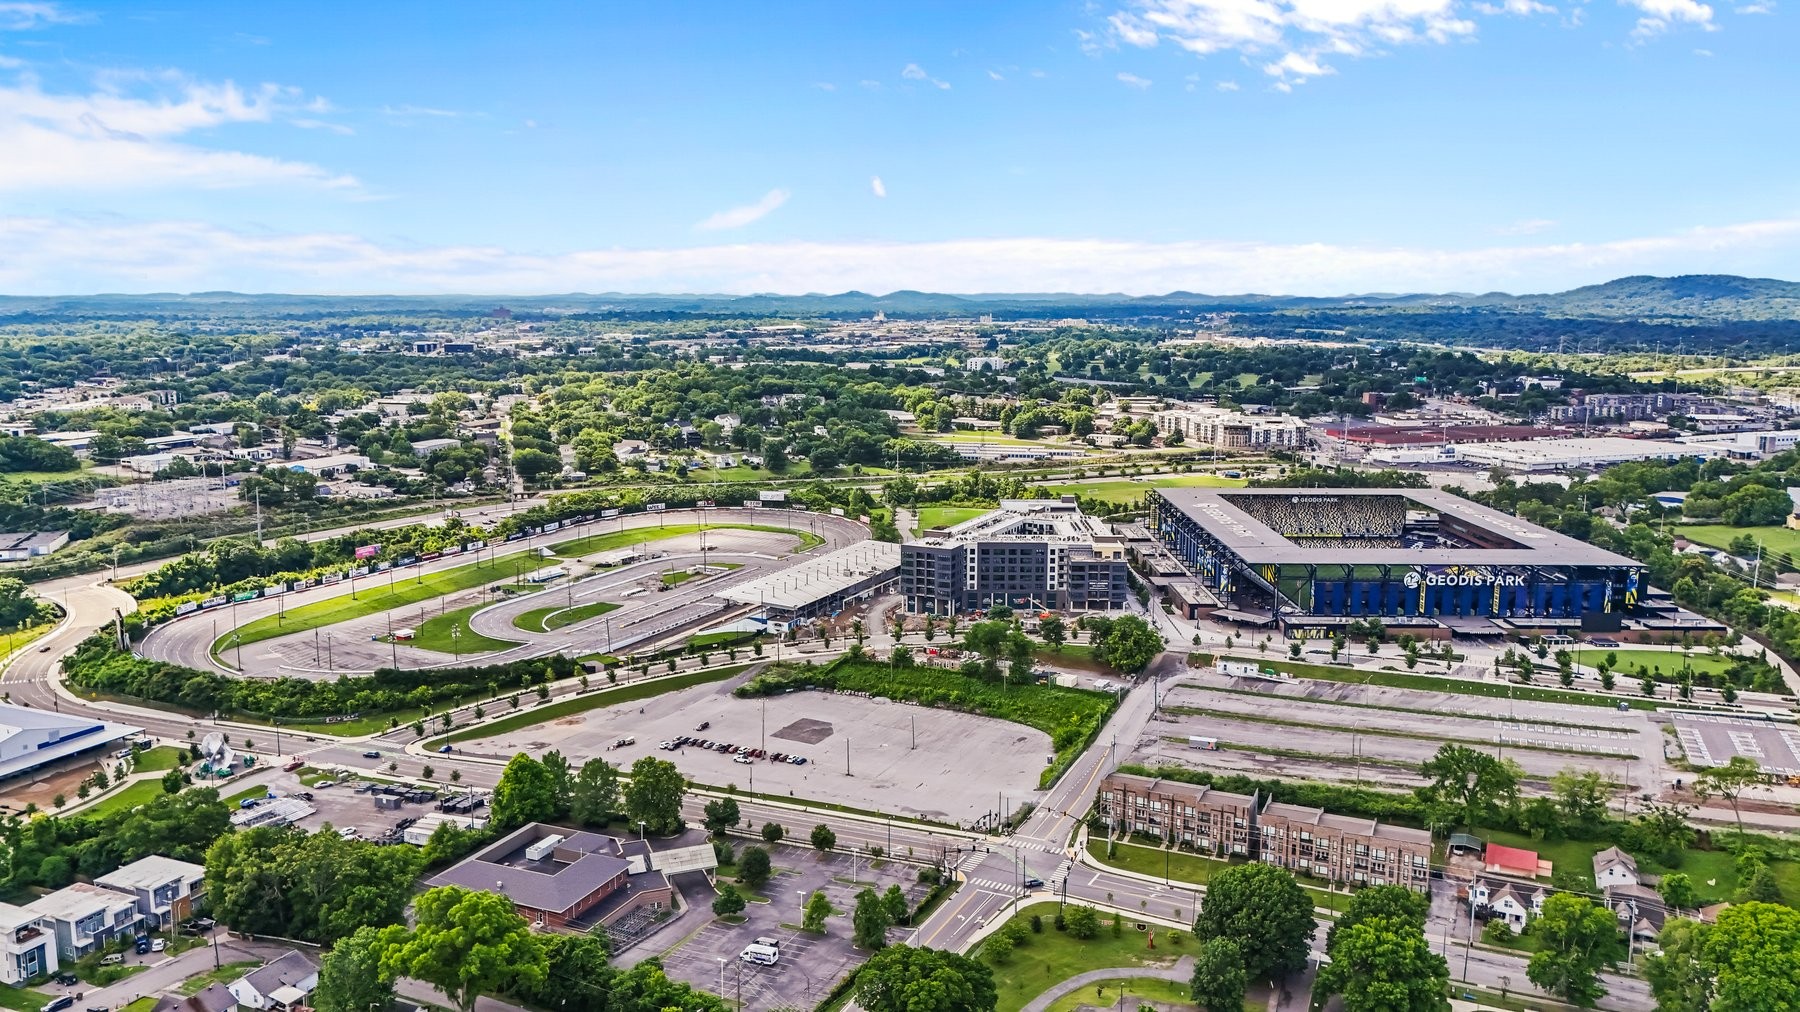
[
  {"left": 1677, "top": 524, "right": 1800, "bottom": 560},
  {"left": 1089, "top": 838, "right": 1347, "bottom": 914},
  {"left": 979, "top": 902, "right": 1191, "bottom": 1012},
  {"left": 661, "top": 570, "right": 697, "bottom": 587},
  {"left": 223, "top": 784, "right": 271, "bottom": 807},
  {"left": 396, "top": 603, "right": 519, "bottom": 654},
  {"left": 219, "top": 549, "right": 538, "bottom": 652},
  {"left": 927, "top": 429, "right": 1070, "bottom": 447},
  {"left": 176, "top": 961, "right": 262, "bottom": 996},
  {"left": 1575, "top": 647, "right": 1738, "bottom": 678},
  {"left": 1033, "top": 474, "right": 1250, "bottom": 504},
  {"left": 706, "top": 462, "right": 814, "bottom": 482},
  {"left": 515, "top": 600, "right": 620, "bottom": 633},
  {"left": 1473, "top": 829, "right": 1606, "bottom": 891},
  {"left": 79, "top": 779, "right": 169, "bottom": 818},
  {"left": 689, "top": 629, "right": 758, "bottom": 649},
  {"left": 551, "top": 522, "right": 822, "bottom": 558},
  {"left": 438, "top": 665, "right": 753, "bottom": 744},
  {"left": 121, "top": 999, "right": 157, "bottom": 1012},
  {"left": 916, "top": 506, "right": 989, "bottom": 532},
  {"left": 132, "top": 746, "right": 187, "bottom": 772},
  {"left": 1220, "top": 655, "right": 1660, "bottom": 710},
  {"left": 1044, "top": 978, "right": 1256, "bottom": 1012}
]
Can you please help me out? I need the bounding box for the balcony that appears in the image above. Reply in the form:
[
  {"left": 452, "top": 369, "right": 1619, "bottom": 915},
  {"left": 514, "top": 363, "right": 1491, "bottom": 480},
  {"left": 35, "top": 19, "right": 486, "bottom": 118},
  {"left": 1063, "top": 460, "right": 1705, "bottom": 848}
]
[{"left": 10, "top": 926, "right": 43, "bottom": 945}]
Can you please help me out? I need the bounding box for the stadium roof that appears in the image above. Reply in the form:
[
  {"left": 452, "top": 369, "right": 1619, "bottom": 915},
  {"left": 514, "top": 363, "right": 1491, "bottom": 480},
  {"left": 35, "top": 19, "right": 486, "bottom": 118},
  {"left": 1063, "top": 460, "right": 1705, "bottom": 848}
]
[
  {"left": 1153, "top": 488, "right": 1639, "bottom": 567},
  {"left": 715, "top": 539, "right": 900, "bottom": 611}
]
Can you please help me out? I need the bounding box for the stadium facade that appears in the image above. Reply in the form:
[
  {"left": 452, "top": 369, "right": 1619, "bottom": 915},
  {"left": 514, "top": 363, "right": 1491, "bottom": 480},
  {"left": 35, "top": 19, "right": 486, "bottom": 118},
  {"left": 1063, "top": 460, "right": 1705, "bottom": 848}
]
[
  {"left": 901, "top": 497, "right": 1130, "bottom": 613},
  {"left": 1148, "top": 488, "right": 1645, "bottom": 632}
]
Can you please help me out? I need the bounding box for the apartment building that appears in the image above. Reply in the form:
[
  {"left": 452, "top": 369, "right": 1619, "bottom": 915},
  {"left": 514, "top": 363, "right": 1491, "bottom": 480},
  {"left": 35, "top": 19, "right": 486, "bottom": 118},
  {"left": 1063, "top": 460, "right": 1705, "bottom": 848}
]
[
  {"left": 901, "top": 498, "right": 1129, "bottom": 614},
  {"left": 1095, "top": 772, "right": 1432, "bottom": 890},
  {"left": 0, "top": 903, "right": 57, "bottom": 985},
  {"left": 94, "top": 855, "right": 206, "bottom": 930},
  {"left": 1151, "top": 405, "right": 1308, "bottom": 450},
  {"left": 24, "top": 883, "right": 141, "bottom": 961}
]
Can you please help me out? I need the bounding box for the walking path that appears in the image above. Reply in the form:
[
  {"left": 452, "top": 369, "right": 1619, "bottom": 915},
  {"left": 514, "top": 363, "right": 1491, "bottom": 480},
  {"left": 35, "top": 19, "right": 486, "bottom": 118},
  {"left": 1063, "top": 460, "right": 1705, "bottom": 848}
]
[{"left": 1019, "top": 957, "right": 1196, "bottom": 1012}]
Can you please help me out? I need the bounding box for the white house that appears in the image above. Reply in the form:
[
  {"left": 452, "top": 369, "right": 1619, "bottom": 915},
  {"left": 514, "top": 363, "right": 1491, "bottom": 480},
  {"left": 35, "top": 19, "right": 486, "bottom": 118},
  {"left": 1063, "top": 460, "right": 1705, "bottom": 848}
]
[
  {"left": 1469, "top": 878, "right": 1549, "bottom": 933},
  {"left": 94, "top": 854, "right": 206, "bottom": 930},
  {"left": 24, "top": 883, "right": 141, "bottom": 961},
  {"left": 0, "top": 902, "right": 57, "bottom": 985},
  {"left": 228, "top": 949, "right": 319, "bottom": 1011},
  {"left": 1592, "top": 847, "right": 1642, "bottom": 890}
]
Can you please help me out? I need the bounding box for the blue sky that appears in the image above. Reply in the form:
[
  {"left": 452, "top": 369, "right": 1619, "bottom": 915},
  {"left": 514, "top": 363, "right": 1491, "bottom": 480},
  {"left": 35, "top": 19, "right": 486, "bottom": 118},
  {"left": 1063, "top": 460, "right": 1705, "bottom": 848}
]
[{"left": 0, "top": 0, "right": 1793, "bottom": 295}]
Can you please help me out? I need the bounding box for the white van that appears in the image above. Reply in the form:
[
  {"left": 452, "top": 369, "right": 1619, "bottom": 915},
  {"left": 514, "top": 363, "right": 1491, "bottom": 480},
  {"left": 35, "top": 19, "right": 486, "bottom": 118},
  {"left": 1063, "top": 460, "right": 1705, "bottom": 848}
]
[{"left": 739, "top": 944, "right": 780, "bottom": 966}]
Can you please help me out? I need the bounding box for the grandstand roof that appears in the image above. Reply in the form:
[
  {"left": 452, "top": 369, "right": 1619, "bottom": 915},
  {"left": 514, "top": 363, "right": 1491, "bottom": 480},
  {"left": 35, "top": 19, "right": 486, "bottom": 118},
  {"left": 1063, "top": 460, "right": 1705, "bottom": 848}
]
[{"left": 1154, "top": 488, "right": 1638, "bottom": 568}]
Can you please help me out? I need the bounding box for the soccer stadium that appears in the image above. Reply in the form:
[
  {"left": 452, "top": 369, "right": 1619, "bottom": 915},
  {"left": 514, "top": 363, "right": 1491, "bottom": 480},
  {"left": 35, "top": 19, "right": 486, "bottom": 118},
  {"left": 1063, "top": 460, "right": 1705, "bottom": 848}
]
[{"left": 1147, "top": 488, "right": 1646, "bottom": 634}]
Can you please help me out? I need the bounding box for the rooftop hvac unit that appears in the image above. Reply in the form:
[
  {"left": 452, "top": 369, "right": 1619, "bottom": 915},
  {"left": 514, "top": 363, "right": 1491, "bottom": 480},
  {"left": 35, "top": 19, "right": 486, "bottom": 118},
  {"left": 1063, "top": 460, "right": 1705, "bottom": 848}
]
[{"left": 524, "top": 834, "right": 565, "bottom": 862}]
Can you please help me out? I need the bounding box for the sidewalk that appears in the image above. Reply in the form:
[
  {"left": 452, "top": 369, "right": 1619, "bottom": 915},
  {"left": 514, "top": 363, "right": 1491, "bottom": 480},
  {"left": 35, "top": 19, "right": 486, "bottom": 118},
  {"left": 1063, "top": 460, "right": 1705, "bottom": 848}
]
[{"left": 1019, "top": 957, "right": 1197, "bottom": 1012}]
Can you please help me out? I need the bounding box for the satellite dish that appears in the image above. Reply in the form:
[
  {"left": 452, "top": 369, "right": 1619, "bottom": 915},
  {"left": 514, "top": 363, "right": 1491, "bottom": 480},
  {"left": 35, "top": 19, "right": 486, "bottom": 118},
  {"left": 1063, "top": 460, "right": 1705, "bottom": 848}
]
[{"left": 201, "top": 732, "right": 227, "bottom": 759}]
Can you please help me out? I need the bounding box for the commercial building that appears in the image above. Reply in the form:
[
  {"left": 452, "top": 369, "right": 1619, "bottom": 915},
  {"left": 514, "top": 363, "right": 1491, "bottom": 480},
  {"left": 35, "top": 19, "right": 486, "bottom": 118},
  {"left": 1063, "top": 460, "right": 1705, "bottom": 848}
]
[
  {"left": 1147, "top": 488, "right": 1644, "bottom": 634},
  {"left": 715, "top": 539, "right": 900, "bottom": 622},
  {"left": 1673, "top": 429, "right": 1800, "bottom": 460},
  {"left": 284, "top": 453, "right": 371, "bottom": 477},
  {"left": 902, "top": 497, "right": 1130, "bottom": 614},
  {"left": 1325, "top": 423, "right": 1570, "bottom": 447},
  {"left": 0, "top": 903, "right": 57, "bottom": 984},
  {"left": 0, "top": 531, "right": 69, "bottom": 560},
  {"left": 426, "top": 823, "right": 690, "bottom": 932},
  {"left": 1095, "top": 771, "right": 1431, "bottom": 890},
  {"left": 1452, "top": 437, "right": 1716, "bottom": 473},
  {"left": 1153, "top": 406, "right": 1308, "bottom": 450},
  {"left": 0, "top": 704, "right": 142, "bottom": 784},
  {"left": 94, "top": 855, "right": 206, "bottom": 930},
  {"left": 23, "top": 883, "right": 141, "bottom": 961}
]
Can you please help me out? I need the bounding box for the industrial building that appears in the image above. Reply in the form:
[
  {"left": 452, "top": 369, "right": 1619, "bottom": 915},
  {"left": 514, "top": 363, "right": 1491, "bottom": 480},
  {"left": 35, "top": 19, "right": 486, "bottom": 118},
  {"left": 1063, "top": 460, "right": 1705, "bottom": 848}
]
[
  {"left": 901, "top": 497, "right": 1130, "bottom": 613},
  {"left": 1147, "top": 488, "right": 1644, "bottom": 635},
  {"left": 1452, "top": 437, "right": 1718, "bottom": 473},
  {"left": 715, "top": 539, "right": 900, "bottom": 621},
  {"left": 0, "top": 704, "right": 141, "bottom": 784}
]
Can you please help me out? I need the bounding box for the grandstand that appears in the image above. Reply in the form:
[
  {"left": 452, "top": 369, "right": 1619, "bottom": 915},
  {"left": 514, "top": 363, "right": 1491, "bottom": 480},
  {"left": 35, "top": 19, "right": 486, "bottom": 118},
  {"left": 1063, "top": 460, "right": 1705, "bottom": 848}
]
[{"left": 1149, "top": 488, "right": 1645, "bottom": 633}]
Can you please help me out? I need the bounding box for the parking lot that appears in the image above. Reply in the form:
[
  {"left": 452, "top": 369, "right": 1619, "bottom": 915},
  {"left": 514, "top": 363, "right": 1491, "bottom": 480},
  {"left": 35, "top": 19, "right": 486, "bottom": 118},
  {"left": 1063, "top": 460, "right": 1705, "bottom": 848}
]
[
  {"left": 658, "top": 846, "right": 930, "bottom": 1011},
  {"left": 1673, "top": 714, "right": 1800, "bottom": 775},
  {"left": 247, "top": 766, "right": 484, "bottom": 841},
  {"left": 457, "top": 674, "right": 1050, "bottom": 825}
]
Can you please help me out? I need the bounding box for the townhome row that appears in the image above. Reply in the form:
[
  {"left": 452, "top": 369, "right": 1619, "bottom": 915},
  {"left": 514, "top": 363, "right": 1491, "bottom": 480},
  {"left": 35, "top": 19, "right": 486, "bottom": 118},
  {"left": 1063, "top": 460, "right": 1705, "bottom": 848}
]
[
  {"left": 0, "top": 855, "right": 204, "bottom": 986},
  {"left": 1095, "top": 771, "right": 1433, "bottom": 891}
]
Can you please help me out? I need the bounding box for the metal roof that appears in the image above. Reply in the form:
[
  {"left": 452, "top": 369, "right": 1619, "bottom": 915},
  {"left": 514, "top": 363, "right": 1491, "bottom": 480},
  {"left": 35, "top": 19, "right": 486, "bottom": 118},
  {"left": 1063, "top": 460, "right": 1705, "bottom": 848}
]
[
  {"left": 1153, "top": 487, "right": 1639, "bottom": 568},
  {"left": 716, "top": 539, "right": 900, "bottom": 610}
]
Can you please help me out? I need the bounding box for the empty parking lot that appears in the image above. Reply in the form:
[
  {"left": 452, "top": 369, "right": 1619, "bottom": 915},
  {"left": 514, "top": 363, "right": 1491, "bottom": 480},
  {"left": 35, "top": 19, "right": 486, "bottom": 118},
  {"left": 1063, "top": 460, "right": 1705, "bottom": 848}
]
[{"left": 1673, "top": 714, "right": 1800, "bottom": 775}]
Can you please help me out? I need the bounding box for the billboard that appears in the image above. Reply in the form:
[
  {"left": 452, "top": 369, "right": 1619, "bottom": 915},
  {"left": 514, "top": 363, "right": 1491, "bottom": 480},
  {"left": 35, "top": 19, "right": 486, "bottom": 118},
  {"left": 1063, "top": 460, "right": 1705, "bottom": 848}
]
[
  {"left": 759, "top": 490, "right": 787, "bottom": 502},
  {"left": 697, "top": 499, "right": 715, "bottom": 508},
  {"left": 354, "top": 544, "right": 381, "bottom": 560},
  {"left": 601, "top": 509, "right": 621, "bottom": 519},
  {"left": 646, "top": 502, "right": 666, "bottom": 512},
  {"left": 175, "top": 601, "right": 199, "bottom": 616}
]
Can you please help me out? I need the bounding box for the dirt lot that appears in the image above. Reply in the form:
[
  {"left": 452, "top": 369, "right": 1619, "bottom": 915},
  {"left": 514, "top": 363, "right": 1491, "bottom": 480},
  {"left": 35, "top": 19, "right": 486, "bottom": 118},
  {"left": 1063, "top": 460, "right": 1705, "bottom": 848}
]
[{"left": 456, "top": 674, "right": 1051, "bottom": 826}]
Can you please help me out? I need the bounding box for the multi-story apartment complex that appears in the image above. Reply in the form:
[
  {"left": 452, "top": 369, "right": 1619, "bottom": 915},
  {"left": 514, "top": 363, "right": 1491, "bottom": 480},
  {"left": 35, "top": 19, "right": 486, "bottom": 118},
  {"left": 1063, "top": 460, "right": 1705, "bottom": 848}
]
[
  {"left": 24, "top": 883, "right": 141, "bottom": 961},
  {"left": 0, "top": 903, "right": 57, "bottom": 985},
  {"left": 1151, "top": 405, "right": 1308, "bottom": 450},
  {"left": 1095, "top": 772, "right": 1432, "bottom": 890},
  {"left": 901, "top": 498, "right": 1129, "bottom": 614},
  {"left": 94, "top": 855, "right": 206, "bottom": 930}
]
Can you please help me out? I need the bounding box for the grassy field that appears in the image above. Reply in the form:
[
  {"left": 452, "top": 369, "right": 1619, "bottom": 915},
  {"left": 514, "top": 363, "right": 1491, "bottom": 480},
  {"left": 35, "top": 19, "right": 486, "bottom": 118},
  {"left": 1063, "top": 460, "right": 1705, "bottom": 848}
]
[
  {"left": 176, "top": 961, "right": 262, "bottom": 996},
  {"left": 1221, "top": 655, "right": 1660, "bottom": 710},
  {"left": 1678, "top": 524, "right": 1800, "bottom": 560},
  {"left": 396, "top": 603, "right": 519, "bottom": 654},
  {"left": 515, "top": 600, "right": 620, "bottom": 633},
  {"left": 439, "top": 665, "right": 753, "bottom": 744},
  {"left": 916, "top": 505, "right": 989, "bottom": 531},
  {"left": 1574, "top": 647, "right": 1739, "bottom": 677},
  {"left": 552, "top": 522, "right": 823, "bottom": 558},
  {"left": 1033, "top": 474, "right": 1250, "bottom": 504},
  {"left": 979, "top": 902, "right": 1192, "bottom": 1012},
  {"left": 79, "top": 779, "right": 169, "bottom": 818},
  {"left": 926, "top": 429, "right": 1070, "bottom": 447},
  {"left": 1089, "top": 838, "right": 1347, "bottom": 913},
  {"left": 661, "top": 570, "right": 696, "bottom": 586},
  {"left": 133, "top": 746, "right": 188, "bottom": 772}
]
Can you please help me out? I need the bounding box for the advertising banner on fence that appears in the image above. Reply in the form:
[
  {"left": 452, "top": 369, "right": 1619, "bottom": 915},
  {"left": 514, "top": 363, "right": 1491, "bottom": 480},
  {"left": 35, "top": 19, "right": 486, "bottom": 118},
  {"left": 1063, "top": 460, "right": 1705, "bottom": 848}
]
[
  {"left": 601, "top": 509, "right": 620, "bottom": 519},
  {"left": 758, "top": 490, "right": 787, "bottom": 502},
  {"left": 354, "top": 544, "right": 381, "bottom": 560},
  {"left": 175, "top": 601, "right": 199, "bottom": 616},
  {"left": 646, "top": 502, "right": 666, "bottom": 512}
]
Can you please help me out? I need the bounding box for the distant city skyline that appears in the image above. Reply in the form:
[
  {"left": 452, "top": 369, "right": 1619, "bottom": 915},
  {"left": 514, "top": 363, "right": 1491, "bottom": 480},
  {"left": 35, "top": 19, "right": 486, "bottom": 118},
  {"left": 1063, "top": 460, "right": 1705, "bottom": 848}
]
[{"left": 0, "top": 0, "right": 1793, "bottom": 295}]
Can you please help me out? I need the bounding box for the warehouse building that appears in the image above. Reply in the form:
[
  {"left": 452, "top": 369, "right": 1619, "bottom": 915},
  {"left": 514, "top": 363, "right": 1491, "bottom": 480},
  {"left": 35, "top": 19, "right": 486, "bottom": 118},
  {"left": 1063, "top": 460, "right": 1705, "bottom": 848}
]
[{"left": 902, "top": 497, "right": 1129, "bottom": 613}]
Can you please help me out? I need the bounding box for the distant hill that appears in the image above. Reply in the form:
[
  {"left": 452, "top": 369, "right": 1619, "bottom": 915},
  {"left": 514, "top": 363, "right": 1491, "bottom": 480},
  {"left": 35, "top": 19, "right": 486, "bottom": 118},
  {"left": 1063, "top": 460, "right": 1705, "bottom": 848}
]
[{"left": 0, "top": 274, "right": 1796, "bottom": 322}]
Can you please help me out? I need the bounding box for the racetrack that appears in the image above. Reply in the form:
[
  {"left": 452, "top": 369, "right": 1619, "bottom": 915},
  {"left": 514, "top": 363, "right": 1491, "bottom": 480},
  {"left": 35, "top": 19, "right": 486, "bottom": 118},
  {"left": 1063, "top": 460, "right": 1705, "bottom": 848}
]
[{"left": 137, "top": 507, "right": 867, "bottom": 677}]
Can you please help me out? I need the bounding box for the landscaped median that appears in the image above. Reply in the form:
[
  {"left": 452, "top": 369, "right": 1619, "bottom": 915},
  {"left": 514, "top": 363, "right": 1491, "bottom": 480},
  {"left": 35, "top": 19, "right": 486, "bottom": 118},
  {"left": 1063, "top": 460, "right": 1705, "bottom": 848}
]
[{"left": 512, "top": 600, "right": 619, "bottom": 633}]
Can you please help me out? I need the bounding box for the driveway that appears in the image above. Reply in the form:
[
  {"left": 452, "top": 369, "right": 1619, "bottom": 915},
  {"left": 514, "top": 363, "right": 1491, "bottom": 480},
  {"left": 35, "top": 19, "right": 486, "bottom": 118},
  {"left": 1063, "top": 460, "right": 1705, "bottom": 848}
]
[{"left": 80, "top": 936, "right": 300, "bottom": 1010}]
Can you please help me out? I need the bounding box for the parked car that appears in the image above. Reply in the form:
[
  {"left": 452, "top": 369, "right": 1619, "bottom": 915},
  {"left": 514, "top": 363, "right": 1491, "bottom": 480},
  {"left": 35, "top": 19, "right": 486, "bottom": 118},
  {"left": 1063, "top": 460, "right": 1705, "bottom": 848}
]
[
  {"left": 695, "top": 721, "right": 711, "bottom": 731},
  {"left": 99, "top": 955, "right": 123, "bottom": 966},
  {"left": 238, "top": 798, "right": 259, "bottom": 809},
  {"left": 438, "top": 744, "right": 454, "bottom": 753},
  {"left": 314, "top": 779, "right": 335, "bottom": 788},
  {"left": 42, "top": 996, "right": 76, "bottom": 1012},
  {"left": 361, "top": 750, "right": 382, "bottom": 759},
  {"left": 734, "top": 755, "right": 753, "bottom": 764},
  {"left": 338, "top": 826, "right": 359, "bottom": 839},
  {"left": 150, "top": 938, "right": 166, "bottom": 953},
  {"left": 283, "top": 759, "right": 304, "bottom": 772},
  {"left": 134, "top": 935, "right": 151, "bottom": 954},
  {"left": 51, "top": 972, "right": 79, "bottom": 986}
]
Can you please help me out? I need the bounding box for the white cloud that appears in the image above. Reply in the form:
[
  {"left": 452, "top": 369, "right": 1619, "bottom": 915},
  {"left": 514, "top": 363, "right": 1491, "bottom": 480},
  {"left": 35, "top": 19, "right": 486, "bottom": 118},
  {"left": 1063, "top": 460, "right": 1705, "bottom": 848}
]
[
  {"left": 291, "top": 118, "right": 354, "bottom": 135},
  {"left": 1734, "top": 1, "right": 1773, "bottom": 12},
  {"left": 1117, "top": 70, "right": 1154, "bottom": 87},
  {"left": 812, "top": 81, "right": 837, "bottom": 91},
  {"left": 901, "top": 63, "right": 928, "bottom": 79},
  {"left": 1626, "top": 0, "right": 1715, "bottom": 38},
  {"left": 1217, "top": 79, "right": 1242, "bottom": 90},
  {"left": 7, "top": 214, "right": 1799, "bottom": 297},
  {"left": 1495, "top": 217, "right": 1557, "bottom": 235},
  {"left": 380, "top": 103, "right": 459, "bottom": 118},
  {"left": 0, "top": 2, "right": 80, "bottom": 30},
  {"left": 1693, "top": 45, "right": 1714, "bottom": 53},
  {"left": 1106, "top": 0, "right": 1553, "bottom": 86},
  {"left": 870, "top": 175, "right": 886, "bottom": 198},
  {"left": 0, "top": 72, "right": 357, "bottom": 192},
  {"left": 694, "top": 188, "right": 790, "bottom": 231},
  {"left": 988, "top": 68, "right": 1006, "bottom": 80}
]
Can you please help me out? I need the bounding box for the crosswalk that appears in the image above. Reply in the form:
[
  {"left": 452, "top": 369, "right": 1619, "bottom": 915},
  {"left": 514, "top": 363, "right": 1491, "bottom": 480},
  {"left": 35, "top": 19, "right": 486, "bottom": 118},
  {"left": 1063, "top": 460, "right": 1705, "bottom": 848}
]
[{"left": 965, "top": 876, "right": 1021, "bottom": 894}]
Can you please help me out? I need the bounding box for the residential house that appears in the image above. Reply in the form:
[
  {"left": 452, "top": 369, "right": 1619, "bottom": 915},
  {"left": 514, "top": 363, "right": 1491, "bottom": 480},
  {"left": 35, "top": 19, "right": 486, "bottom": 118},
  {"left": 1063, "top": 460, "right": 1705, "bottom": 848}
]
[
  {"left": 1592, "top": 847, "right": 1642, "bottom": 890},
  {"left": 613, "top": 439, "right": 648, "bottom": 458},
  {"left": 0, "top": 902, "right": 57, "bottom": 985},
  {"left": 24, "top": 883, "right": 141, "bottom": 961},
  {"left": 1603, "top": 883, "right": 1669, "bottom": 944},
  {"left": 150, "top": 984, "right": 236, "bottom": 1012},
  {"left": 712, "top": 413, "right": 741, "bottom": 434},
  {"left": 1470, "top": 877, "right": 1549, "bottom": 932},
  {"left": 228, "top": 950, "right": 319, "bottom": 1011},
  {"left": 94, "top": 855, "right": 206, "bottom": 930},
  {"left": 1482, "top": 843, "right": 1550, "bottom": 880}
]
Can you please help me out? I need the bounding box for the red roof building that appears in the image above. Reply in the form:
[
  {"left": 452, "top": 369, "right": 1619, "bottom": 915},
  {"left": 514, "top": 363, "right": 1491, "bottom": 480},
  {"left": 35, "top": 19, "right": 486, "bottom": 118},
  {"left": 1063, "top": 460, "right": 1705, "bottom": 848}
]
[{"left": 1483, "top": 843, "right": 1550, "bottom": 879}]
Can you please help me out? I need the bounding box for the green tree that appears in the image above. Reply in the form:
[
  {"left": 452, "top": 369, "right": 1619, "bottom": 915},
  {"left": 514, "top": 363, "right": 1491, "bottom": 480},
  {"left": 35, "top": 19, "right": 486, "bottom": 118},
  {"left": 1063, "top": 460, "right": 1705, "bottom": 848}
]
[
  {"left": 760, "top": 822, "right": 784, "bottom": 844},
  {"left": 1189, "top": 938, "right": 1247, "bottom": 1012},
  {"left": 1549, "top": 767, "right": 1609, "bottom": 831},
  {"left": 161, "top": 768, "right": 184, "bottom": 794},
  {"left": 738, "top": 846, "right": 772, "bottom": 889},
  {"left": 1705, "top": 902, "right": 1800, "bottom": 1012},
  {"left": 1326, "top": 884, "right": 1427, "bottom": 951},
  {"left": 385, "top": 886, "right": 547, "bottom": 1012},
  {"left": 1316, "top": 915, "right": 1450, "bottom": 1012},
  {"left": 570, "top": 757, "right": 620, "bottom": 826},
  {"left": 855, "top": 945, "right": 997, "bottom": 1012},
  {"left": 703, "top": 796, "right": 741, "bottom": 836},
  {"left": 1623, "top": 803, "right": 1695, "bottom": 867},
  {"left": 803, "top": 889, "right": 832, "bottom": 933},
  {"left": 712, "top": 885, "right": 746, "bottom": 918},
  {"left": 1096, "top": 615, "right": 1162, "bottom": 674},
  {"left": 811, "top": 823, "right": 837, "bottom": 852},
  {"left": 1421, "top": 743, "right": 1521, "bottom": 828},
  {"left": 490, "top": 754, "right": 557, "bottom": 829},
  {"left": 1039, "top": 614, "right": 1065, "bottom": 650},
  {"left": 1644, "top": 919, "right": 1711, "bottom": 1012},
  {"left": 1064, "top": 904, "right": 1100, "bottom": 940},
  {"left": 853, "top": 888, "right": 893, "bottom": 949},
  {"left": 1525, "top": 893, "right": 1616, "bottom": 1007},
  {"left": 624, "top": 756, "right": 686, "bottom": 834},
  {"left": 313, "top": 924, "right": 408, "bottom": 1012},
  {"left": 541, "top": 749, "right": 574, "bottom": 817},
  {"left": 1695, "top": 755, "right": 1763, "bottom": 836},
  {"left": 1659, "top": 873, "right": 1698, "bottom": 912},
  {"left": 1191, "top": 863, "right": 1315, "bottom": 982},
  {"left": 882, "top": 883, "right": 909, "bottom": 925}
]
